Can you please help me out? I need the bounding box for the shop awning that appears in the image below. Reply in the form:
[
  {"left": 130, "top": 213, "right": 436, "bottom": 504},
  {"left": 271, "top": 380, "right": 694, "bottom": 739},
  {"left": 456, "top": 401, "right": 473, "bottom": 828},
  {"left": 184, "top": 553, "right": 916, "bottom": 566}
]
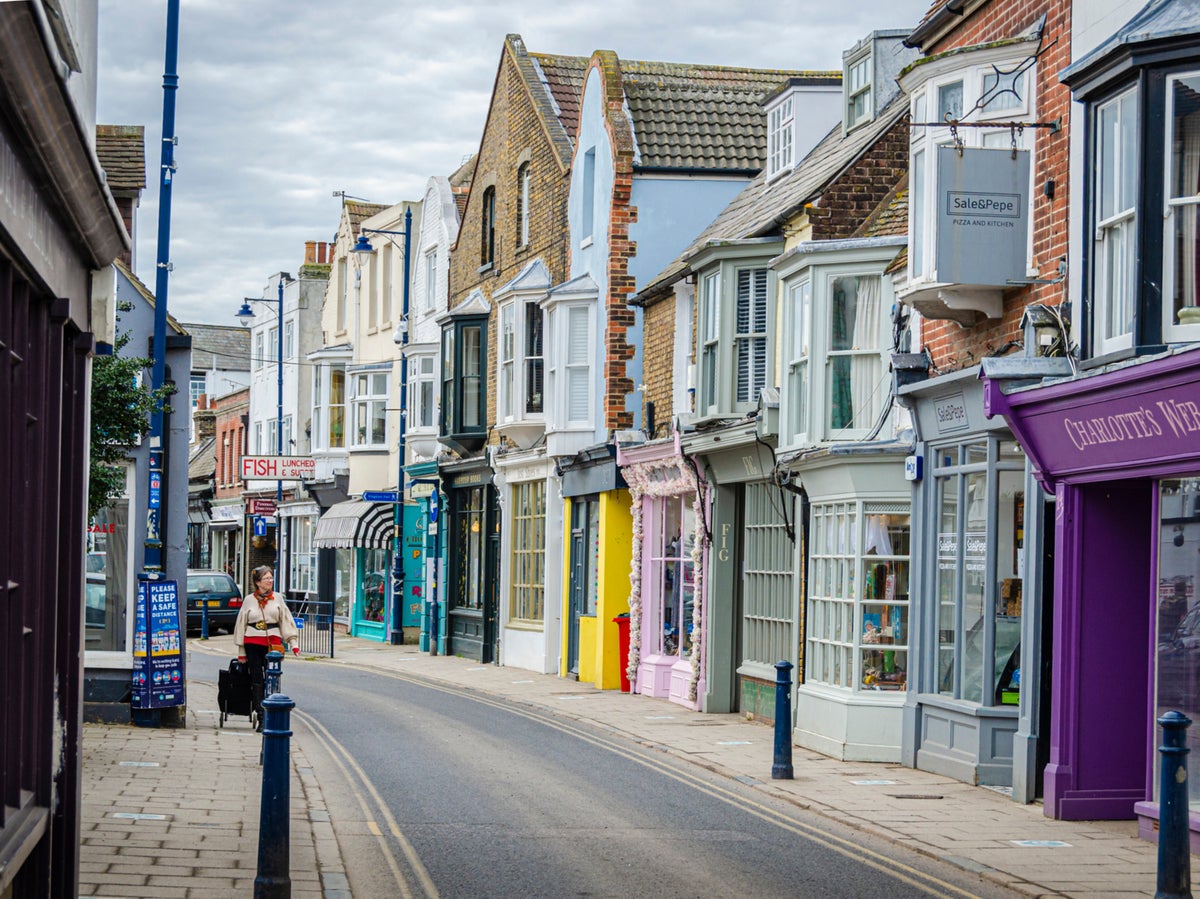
[{"left": 313, "top": 500, "right": 394, "bottom": 550}]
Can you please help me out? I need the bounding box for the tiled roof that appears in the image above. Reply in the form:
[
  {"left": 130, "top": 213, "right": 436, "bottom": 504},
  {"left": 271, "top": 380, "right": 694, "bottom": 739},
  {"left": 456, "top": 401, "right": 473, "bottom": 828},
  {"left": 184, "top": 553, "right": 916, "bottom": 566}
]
[
  {"left": 853, "top": 175, "right": 909, "bottom": 239},
  {"left": 619, "top": 63, "right": 839, "bottom": 171},
  {"left": 181, "top": 322, "right": 251, "bottom": 372},
  {"left": 189, "top": 436, "right": 215, "bottom": 481},
  {"left": 529, "top": 51, "right": 589, "bottom": 143},
  {"left": 345, "top": 200, "right": 389, "bottom": 232},
  {"left": 95, "top": 125, "right": 146, "bottom": 193},
  {"left": 638, "top": 94, "right": 910, "bottom": 299}
]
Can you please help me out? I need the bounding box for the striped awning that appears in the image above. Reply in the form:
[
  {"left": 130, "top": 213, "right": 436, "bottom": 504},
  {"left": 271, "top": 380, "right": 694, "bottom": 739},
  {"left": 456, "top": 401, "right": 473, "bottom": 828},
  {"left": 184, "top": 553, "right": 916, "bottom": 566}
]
[{"left": 313, "top": 500, "right": 394, "bottom": 550}]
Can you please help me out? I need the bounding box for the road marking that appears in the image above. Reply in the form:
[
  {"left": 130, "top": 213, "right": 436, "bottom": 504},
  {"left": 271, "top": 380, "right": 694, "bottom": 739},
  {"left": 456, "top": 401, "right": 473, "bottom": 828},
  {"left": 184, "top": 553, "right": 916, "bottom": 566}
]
[
  {"left": 297, "top": 710, "right": 440, "bottom": 899},
  {"left": 367, "top": 821, "right": 382, "bottom": 836},
  {"left": 321, "top": 662, "right": 984, "bottom": 899}
]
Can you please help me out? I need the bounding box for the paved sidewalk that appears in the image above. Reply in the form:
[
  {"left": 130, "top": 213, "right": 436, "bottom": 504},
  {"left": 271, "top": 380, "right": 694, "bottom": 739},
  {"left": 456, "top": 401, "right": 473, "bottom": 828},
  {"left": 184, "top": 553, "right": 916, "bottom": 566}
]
[
  {"left": 81, "top": 634, "right": 1193, "bottom": 898},
  {"left": 80, "top": 676, "right": 347, "bottom": 899}
]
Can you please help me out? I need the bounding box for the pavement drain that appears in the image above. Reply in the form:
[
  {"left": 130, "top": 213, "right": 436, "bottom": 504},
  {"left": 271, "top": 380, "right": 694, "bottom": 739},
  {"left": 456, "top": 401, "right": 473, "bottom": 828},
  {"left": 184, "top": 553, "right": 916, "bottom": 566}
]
[
  {"left": 117, "top": 761, "right": 160, "bottom": 767},
  {"left": 110, "top": 813, "right": 169, "bottom": 820},
  {"left": 889, "top": 794, "right": 944, "bottom": 800}
]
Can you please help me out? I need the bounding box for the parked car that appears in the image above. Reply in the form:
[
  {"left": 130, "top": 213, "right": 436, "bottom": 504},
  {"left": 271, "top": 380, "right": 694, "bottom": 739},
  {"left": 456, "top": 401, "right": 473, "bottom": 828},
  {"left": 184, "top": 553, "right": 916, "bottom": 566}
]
[
  {"left": 186, "top": 569, "right": 242, "bottom": 635},
  {"left": 85, "top": 572, "right": 106, "bottom": 628}
]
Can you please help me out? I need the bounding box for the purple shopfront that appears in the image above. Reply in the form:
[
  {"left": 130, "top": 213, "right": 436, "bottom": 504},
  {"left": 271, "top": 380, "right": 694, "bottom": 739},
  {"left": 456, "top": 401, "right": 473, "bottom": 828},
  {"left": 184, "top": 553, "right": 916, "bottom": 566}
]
[{"left": 984, "top": 346, "right": 1200, "bottom": 843}]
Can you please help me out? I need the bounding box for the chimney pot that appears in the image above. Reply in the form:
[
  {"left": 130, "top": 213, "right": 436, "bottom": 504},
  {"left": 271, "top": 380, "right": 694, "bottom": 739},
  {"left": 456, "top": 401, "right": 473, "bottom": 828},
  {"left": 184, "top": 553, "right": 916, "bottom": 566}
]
[{"left": 305, "top": 241, "right": 316, "bottom": 264}]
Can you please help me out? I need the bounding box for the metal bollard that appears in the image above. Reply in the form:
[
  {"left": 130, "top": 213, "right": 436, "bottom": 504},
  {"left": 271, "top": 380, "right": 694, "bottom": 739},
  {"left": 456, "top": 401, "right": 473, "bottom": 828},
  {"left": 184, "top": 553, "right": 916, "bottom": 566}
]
[
  {"left": 265, "top": 650, "right": 283, "bottom": 698},
  {"left": 1156, "top": 710, "right": 1193, "bottom": 899},
  {"left": 255, "top": 693, "right": 295, "bottom": 899},
  {"left": 772, "top": 660, "right": 794, "bottom": 780},
  {"left": 201, "top": 602, "right": 209, "bottom": 640}
]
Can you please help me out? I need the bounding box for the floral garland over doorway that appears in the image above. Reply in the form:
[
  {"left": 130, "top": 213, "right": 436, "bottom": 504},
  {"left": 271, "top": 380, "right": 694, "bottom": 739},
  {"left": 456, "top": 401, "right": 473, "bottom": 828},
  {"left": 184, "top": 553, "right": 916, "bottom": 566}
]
[{"left": 622, "top": 455, "right": 708, "bottom": 701}]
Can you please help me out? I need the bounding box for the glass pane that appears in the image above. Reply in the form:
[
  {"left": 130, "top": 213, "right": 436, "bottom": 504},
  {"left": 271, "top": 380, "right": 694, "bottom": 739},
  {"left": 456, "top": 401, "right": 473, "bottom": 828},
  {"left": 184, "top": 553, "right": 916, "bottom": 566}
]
[
  {"left": 912, "top": 148, "right": 925, "bottom": 275},
  {"left": 981, "top": 70, "right": 1024, "bottom": 113},
  {"left": 334, "top": 548, "right": 353, "bottom": 619},
  {"left": 330, "top": 369, "right": 345, "bottom": 448},
  {"left": 938, "top": 80, "right": 963, "bottom": 120},
  {"left": 960, "top": 471, "right": 988, "bottom": 704},
  {"left": 88, "top": 497, "right": 129, "bottom": 652},
  {"left": 370, "top": 400, "right": 386, "bottom": 444},
  {"left": 1171, "top": 77, "right": 1200, "bottom": 200},
  {"left": 1157, "top": 478, "right": 1200, "bottom": 809},
  {"left": 936, "top": 476, "right": 959, "bottom": 696},
  {"left": 1172, "top": 205, "right": 1200, "bottom": 326}
]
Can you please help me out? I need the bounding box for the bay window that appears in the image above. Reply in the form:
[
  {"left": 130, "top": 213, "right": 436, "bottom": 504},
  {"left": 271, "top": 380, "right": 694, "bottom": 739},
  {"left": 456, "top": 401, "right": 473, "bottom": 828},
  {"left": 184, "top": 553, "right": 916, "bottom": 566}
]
[
  {"left": 1094, "top": 88, "right": 1137, "bottom": 352},
  {"left": 828, "top": 274, "right": 883, "bottom": 433},
  {"left": 439, "top": 311, "right": 488, "bottom": 453},
  {"left": 409, "top": 354, "right": 436, "bottom": 430},
  {"left": 699, "top": 270, "right": 719, "bottom": 416},
  {"left": 1167, "top": 74, "right": 1200, "bottom": 337},
  {"left": 806, "top": 500, "right": 911, "bottom": 692},
  {"left": 786, "top": 278, "right": 811, "bottom": 445},
  {"left": 351, "top": 369, "right": 389, "bottom": 448}
]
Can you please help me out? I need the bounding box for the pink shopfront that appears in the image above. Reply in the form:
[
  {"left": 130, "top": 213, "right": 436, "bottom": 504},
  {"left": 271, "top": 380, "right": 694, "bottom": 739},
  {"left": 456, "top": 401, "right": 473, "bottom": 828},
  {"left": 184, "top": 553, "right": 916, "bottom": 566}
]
[{"left": 619, "top": 437, "right": 708, "bottom": 710}]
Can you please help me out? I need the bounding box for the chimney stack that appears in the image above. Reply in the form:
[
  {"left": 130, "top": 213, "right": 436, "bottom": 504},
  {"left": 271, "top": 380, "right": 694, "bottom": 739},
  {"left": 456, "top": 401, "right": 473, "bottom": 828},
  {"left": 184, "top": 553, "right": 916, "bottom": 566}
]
[{"left": 305, "top": 241, "right": 317, "bottom": 264}]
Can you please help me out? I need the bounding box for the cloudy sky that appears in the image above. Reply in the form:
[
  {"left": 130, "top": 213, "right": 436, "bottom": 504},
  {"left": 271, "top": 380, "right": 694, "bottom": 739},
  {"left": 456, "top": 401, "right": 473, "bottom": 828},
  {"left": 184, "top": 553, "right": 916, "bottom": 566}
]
[{"left": 97, "top": 0, "right": 932, "bottom": 324}]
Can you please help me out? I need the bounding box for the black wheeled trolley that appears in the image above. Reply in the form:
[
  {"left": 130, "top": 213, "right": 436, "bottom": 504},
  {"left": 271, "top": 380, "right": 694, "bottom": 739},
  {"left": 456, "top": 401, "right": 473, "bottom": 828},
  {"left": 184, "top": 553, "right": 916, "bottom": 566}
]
[{"left": 217, "top": 659, "right": 256, "bottom": 728}]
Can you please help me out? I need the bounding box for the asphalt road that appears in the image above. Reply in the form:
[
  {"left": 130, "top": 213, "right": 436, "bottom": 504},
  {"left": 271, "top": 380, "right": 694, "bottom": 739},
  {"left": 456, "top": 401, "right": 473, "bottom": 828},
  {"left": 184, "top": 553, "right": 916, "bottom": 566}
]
[{"left": 208, "top": 658, "right": 1024, "bottom": 899}]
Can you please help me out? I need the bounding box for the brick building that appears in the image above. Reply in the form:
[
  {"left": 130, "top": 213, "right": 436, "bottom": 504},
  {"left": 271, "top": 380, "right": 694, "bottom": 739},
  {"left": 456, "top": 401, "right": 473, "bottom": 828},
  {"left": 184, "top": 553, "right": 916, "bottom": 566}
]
[
  {"left": 892, "top": 0, "right": 1073, "bottom": 802},
  {"left": 209, "top": 387, "right": 250, "bottom": 589}
]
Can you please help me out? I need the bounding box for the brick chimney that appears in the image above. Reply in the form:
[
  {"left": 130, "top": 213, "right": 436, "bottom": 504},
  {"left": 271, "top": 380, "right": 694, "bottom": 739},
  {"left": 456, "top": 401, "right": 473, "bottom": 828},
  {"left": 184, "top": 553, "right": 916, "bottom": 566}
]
[
  {"left": 194, "top": 395, "right": 216, "bottom": 440},
  {"left": 305, "top": 241, "right": 317, "bottom": 264}
]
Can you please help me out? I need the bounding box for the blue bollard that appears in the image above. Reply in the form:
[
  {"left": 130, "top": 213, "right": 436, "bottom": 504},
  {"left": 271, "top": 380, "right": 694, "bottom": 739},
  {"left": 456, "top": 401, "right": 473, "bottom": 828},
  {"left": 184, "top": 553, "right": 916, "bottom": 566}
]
[
  {"left": 1156, "top": 710, "right": 1193, "bottom": 899},
  {"left": 255, "top": 693, "right": 294, "bottom": 899},
  {"left": 264, "top": 650, "right": 283, "bottom": 698},
  {"left": 772, "top": 660, "right": 794, "bottom": 780},
  {"left": 200, "top": 601, "right": 209, "bottom": 640}
]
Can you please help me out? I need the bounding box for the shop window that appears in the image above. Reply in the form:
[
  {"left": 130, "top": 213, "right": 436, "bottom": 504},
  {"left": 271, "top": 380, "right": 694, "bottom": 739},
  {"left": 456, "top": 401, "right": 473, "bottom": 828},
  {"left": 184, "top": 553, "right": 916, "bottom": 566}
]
[
  {"left": 351, "top": 370, "right": 389, "bottom": 448},
  {"left": 359, "top": 548, "right": 388, "bottom": 623},
  {"left": 1156, "top": 477, "right": 1200, "bottom": 812},
  {"left": 86, "top": 464, "right": 133, "bottom": 653},
  {"left": 932, "top": 439, "right": 1025, "bottom": 706},
  {"left": 806, "top": 499, "right": 910, "bottom": 691},
  {"left": 453, "top": 486, "right": 487, "bottom": 611},
  {"left": 288, "top": 516, "right": 316, "bottom": 594},
  {"left": 510, "top": 480, "right": 546, "bottom": 625},
  {"left": 742, "top": 484, "right": 793, "bottom": 669},
  {"left": 333, "top": 548, "right": 352, "bottom": 621},
  {"left": 651, "top": 495, "right": 696, "bottom": 657}
]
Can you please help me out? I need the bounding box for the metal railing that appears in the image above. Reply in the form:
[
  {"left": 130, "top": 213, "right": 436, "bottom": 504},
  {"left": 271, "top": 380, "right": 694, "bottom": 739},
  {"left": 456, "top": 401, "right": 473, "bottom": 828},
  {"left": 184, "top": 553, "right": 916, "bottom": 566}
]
[{"left": 288, "top": 599, "right": 335, "bottom": 658}]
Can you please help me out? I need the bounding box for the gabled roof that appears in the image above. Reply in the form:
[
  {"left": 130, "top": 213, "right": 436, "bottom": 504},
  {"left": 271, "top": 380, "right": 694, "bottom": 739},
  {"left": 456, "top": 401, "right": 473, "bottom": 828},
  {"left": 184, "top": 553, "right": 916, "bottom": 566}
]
[
  {"left": 637, "top": 93, "right": 909, "bottom": 300},
  {"left": 1062, "top": 0, "right": 1200, "bottom": 83},
  {"left": 853, "top": 175, "right": 909, "bottom": 239},
  {"left": 189, "top": 436, "right": 216, "bottom": 481},
  {"left": 114, "top": 259, "right": 187, "bottom": 335},
  {"left": 618, "top": 62, "right": 839, "bottom": 172},
  {"left": 511, "top": 35, "right": 589, "bottom": 169},
  {"left": 95, "top": 125, "right": 146, "bottom": 193},
  {"left": 181, "top": 322, "right": 250, "bottom": 372}
]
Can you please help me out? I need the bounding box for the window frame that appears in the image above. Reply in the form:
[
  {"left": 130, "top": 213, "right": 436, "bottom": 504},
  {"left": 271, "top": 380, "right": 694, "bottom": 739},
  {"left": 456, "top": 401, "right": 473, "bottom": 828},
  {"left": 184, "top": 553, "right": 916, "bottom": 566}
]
[
  {"left": 1162, "top": 71, "right": 1200, "bottom": 344},
  {"left": 422, "top": 248, "right": 438, "bottom": 317},
  {"left": 1092, "top": 86, "right": 1139, "bottom": 355},
  {"left": 509, "top": 479, "right": 546, "bottom": 625},
  {"left": 767, "top": 94, "right": 795, "bottom": 180},
  {"left": 439, "top": 315, "right": 488, "bottom": 451},
  {"left": 480, "top": 186, "right": 496, "bottom": 269},
  {"left": 349, "top": 368, "right": 390, "bottom": 449},
  {"left": 516, "top": 162, "right": 531, "bottom": 249},
  {"left": 311, "top": 361, "right": 347, "bottom": 452},
  {"left": 409, "top": 352, "right": 437, "bottom": 431},
  {"left": 845, "top": 52, "right": 873, "bottom": 131}
]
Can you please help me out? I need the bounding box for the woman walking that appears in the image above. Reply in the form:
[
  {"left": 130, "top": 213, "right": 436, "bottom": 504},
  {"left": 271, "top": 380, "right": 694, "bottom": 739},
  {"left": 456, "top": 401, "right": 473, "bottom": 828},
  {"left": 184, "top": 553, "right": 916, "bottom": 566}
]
[{"left": 233, "top": 565, "right": 300, "bottom": 730}]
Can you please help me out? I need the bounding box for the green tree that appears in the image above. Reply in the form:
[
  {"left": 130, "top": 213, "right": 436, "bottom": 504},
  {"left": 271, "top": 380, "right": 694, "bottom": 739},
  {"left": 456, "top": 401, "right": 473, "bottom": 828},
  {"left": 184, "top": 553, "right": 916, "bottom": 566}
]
[{"left": 88, "top": 323, "right": 173, "bottom": 520}]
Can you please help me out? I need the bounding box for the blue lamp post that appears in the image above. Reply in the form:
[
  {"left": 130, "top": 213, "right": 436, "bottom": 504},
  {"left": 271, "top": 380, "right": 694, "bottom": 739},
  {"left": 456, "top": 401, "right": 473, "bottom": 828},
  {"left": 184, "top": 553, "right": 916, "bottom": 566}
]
[
  {"left": 235, "top": 276, "right": 286, "bottom": 576},
  {"left": 351, "top": 209, "right": 412, "bottom": 645}
]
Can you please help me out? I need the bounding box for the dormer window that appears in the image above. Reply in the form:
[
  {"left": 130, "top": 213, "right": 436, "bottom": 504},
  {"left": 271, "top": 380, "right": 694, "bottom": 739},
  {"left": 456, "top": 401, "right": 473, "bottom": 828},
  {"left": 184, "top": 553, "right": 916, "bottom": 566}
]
[
  {"left": 845, "top": 53, "right": 872, "bottom": 130},
  {"left": 767, "top": 96, "right": 794, "bottom": 180}
]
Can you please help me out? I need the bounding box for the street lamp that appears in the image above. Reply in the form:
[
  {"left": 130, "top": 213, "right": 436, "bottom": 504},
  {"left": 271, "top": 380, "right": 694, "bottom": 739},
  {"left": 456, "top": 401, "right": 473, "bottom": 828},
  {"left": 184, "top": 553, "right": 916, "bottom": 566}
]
[
  {"left": 235, "top": 276, "right": 286, "bottom": 576},
  {"left": 351, "top": 209, "right": 412, "bottom": 646}
]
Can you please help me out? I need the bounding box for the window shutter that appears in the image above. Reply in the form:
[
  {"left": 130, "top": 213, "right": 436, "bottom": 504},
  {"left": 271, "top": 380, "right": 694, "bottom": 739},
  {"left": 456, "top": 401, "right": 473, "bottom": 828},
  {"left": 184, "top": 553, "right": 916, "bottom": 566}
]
[
  {"left": 736, "top": 269, "right": 768, "bottom": 404},
  {"left": 567, "top": 307, "right": 589, "bottom": 422}
]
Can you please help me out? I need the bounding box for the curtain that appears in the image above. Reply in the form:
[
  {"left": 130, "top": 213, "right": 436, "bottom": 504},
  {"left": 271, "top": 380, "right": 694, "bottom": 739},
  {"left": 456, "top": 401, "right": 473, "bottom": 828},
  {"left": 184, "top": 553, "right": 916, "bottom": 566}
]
[{"left": 851, "top": 276, "right": 881, "bottom": 429}]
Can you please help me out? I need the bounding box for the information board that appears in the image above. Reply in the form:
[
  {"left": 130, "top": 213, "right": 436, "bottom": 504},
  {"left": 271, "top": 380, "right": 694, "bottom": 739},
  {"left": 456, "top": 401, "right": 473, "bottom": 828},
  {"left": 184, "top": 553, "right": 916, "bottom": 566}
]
[{"left": 132, "top": 579, "right": 185, "bottom": 709}]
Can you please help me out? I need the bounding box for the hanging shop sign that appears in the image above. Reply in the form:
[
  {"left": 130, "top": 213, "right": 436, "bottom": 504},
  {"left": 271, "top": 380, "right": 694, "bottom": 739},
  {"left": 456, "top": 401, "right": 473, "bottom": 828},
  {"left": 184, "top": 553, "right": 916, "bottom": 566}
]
[
  {"left": 132, "top": 579, "right": 184, "bottom": 709},
  {"left": 935, "top": 146, "right": 1031, "bottom": 286}
]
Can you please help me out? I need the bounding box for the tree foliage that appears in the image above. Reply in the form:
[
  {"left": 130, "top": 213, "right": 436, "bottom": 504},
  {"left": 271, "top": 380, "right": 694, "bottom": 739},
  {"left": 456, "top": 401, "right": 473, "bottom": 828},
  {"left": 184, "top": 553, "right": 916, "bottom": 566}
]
[{"left": 88, "top": 324, "right": 172, "bottom": 520}]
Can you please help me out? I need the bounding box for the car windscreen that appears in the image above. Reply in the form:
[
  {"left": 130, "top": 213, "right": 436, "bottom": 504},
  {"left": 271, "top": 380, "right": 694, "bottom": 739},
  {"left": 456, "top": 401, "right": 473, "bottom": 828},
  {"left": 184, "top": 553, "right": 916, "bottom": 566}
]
[{"left": 187, "top": 575, "right": 235, "bottom": 595}]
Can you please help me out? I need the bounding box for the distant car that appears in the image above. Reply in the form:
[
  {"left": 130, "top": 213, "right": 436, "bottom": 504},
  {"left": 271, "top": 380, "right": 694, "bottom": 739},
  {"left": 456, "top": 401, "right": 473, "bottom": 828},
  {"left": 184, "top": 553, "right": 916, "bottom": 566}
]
[
  {"left": 85, "top": 572, "right": 106, "bottom": 628},
  {"left": 186, "top": 570, "right": 242, "bottom": 635}
]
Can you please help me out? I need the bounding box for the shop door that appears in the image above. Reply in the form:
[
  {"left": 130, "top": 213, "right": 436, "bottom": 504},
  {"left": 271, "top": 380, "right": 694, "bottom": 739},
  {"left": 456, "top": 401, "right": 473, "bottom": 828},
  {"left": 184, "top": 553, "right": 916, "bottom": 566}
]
[
  {"left": 566, "top": 497, "right": 598, "bottom": 677},
  {"left": 482, "top": 487, "right": 501, "bottom": 663}
]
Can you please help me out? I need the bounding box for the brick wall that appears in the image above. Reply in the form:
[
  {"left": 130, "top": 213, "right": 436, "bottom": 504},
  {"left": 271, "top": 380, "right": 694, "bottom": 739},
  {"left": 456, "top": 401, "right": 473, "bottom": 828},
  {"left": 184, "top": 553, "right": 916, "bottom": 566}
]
[
  {"left": 213, "top": 389, "right": 248, "bottom": 499},
  {"left": 811, "top": 121, "right": 911, "bottom": 242},
  {"left": 641, "top": 295, "right": 676, "bottom": 434},
  {"left": 918, "top": 0, "right": 1073, "bottom": 373},
  {"left": 447, "top": 39, "right": 574, "bottom": 442}
]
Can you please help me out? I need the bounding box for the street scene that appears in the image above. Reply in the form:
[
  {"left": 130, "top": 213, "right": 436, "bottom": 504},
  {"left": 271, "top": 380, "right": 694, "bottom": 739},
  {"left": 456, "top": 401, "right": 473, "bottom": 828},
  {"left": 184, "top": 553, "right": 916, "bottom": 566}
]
[{"left": 4, "top": 0, "right": 1200, "bottom": 896}]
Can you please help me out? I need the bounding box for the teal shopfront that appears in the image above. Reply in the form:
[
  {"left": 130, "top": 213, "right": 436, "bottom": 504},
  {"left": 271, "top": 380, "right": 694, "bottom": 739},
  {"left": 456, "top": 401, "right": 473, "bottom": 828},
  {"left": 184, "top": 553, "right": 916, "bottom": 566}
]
[
  {"left": 314, "top": 499, "right": 396, "bottom": 643},
  {"left": 407, "top": 459, "right": 442, "bottom": 650}
]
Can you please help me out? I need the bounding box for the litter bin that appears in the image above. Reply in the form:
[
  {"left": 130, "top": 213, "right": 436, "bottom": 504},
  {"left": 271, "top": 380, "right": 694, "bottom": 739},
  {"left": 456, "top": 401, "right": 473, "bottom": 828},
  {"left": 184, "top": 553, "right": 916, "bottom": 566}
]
[{"left": 613, "top": 613, "right": 631, "bottom": 693}]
